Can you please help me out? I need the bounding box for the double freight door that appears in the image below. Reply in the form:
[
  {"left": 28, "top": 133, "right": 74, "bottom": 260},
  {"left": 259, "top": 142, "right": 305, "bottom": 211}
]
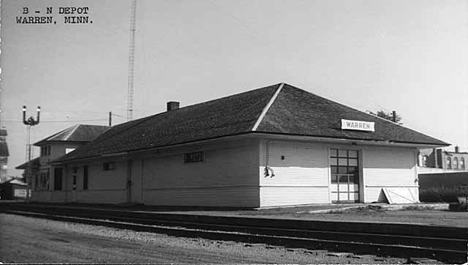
[{"left": 330, "top": 148, "right": 360, "bottom": 203}]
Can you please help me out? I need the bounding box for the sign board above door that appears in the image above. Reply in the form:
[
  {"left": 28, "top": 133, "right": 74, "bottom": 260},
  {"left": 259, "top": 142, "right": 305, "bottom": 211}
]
[{"left": 341, "top": 119, "right": 375, "bottom": 132}]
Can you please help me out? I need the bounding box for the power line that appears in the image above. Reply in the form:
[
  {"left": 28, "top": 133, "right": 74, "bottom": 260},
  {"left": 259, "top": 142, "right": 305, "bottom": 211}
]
[{"left": 1, "top": 119, "right": 108, "bottom": 123}]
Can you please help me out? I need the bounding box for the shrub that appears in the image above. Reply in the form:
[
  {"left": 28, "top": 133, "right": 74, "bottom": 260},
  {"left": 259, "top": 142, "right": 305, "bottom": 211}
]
[{"left": 419, "top": 186, "right": 468, "bottom": 203}]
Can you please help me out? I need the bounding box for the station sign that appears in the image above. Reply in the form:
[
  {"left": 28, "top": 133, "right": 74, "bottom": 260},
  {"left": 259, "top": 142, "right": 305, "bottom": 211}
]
[{"left": 341, "top": 119, "right": 375, "bottom": 132}]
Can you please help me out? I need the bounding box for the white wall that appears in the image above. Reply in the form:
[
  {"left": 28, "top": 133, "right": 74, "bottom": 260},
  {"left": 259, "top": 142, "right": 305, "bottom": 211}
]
[
  {"left": 37, "top": 137, "right": 419, "bottom": 207},
  {"left": 61, "top": 159, "right": 127, "bottom": 204},
  {"left": 141, "top": 139, "right": 260, "bottom": 207},
  {"left": 258, "top": 139, "right": 419, "bottom": 207},
  {"left": 259, "top": 141, "right": 330, "bottom": 207},
  {"left": 32, "top": 190, "right": 66, "bottom": 202},
  {"left": 362, "top": 147, "right": 418, "bottom": 203}
]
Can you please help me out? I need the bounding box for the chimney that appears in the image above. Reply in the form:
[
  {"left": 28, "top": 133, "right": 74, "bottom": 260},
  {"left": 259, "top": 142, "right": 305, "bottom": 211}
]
[
  {"left": 455, "top": 146, "right": 459, "bottom": 153},
  {"left": 167, "top": 101, "right": 180, "bottom": 111}
]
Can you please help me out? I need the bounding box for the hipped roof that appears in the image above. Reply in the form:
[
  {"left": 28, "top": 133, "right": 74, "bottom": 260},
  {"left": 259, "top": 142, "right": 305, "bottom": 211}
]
[
  {"left": 15, "top": 157, "right": 40, "bottom": 170},
  {"left": 55, "top": 83, "right": 448, "bottom": 163},
  {"left": 34, "top": 124, "right": 110, "bottom": 146}
]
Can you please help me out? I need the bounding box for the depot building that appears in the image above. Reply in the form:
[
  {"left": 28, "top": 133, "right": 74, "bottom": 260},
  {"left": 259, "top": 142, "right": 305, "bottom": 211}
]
[{"left": 30, "top": 83, "right": 449, "bottom": 207}]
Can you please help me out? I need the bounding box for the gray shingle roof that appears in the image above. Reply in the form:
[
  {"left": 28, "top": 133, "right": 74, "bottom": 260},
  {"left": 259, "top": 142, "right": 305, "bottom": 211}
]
[
  {"left": 54, "top": 83, "right": 448, "bottom": 163},
  {"left": 34, "top": 124, "right": 110, "bottom": 146},
  {"left": 257, "top": 84, "right": 448, "bottom": 145},
  {"left": 15, "top": 157, "right": 40, "bottom": 170}
]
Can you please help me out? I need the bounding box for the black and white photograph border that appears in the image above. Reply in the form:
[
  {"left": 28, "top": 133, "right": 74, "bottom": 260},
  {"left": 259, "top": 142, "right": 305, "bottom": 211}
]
[{"left": 1, "top": 0, "right": 467, "bottom": 263}]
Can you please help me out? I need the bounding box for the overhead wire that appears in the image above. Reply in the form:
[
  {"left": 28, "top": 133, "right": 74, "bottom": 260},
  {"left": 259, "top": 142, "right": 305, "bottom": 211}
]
[{"left": 1, "top": 119, "right": 108, "bottom": 123}]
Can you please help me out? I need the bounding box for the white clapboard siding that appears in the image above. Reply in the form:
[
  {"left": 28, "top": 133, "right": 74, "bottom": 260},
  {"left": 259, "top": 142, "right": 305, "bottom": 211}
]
[
  {"left": 363, "top": 147, "right": 416, "bottom": 186},
  {"left": 129, "top": 159, "right": 143, "bottom": 203},
  {"left": 260, "top": 141, "right": 329, "bottom": 187},
  {"left": 88, "top": 162, "right": 127, "bottom": 190},
  {"left": 362, "top": 147, "right": 418, "bottom": 203},
  {"left": 49, "top": 191, "right": 66, "bottom": 202},
  {"left": 57, "top": 161, "right": 127, "bottom": 203},
  {"left": 143, "top": 186, "right": 259, "bottom": 207},
  {"left": 141, "top": 142, "right": 260, "bottom": 207},
  {"left": 32, "top": 191, "right": 52, "bottom": 202},
  {"left": 76, "top": 190, "right": 127, "bottom": 204},
  {"left": 259, "top": 141, "right": 330, "bottom": 206},
  {"left": 260, "top": 187, "right": 329, "bottom": 207}
]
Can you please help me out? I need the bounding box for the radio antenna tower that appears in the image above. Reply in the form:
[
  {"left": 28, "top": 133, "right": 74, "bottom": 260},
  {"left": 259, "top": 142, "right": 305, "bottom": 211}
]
[{"left": 126, "top": 0, "right": 137, "bottom": 121}]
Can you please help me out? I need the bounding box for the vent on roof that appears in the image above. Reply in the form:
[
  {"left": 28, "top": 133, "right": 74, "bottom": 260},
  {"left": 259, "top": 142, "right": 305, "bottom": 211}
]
[{"left": 167, "top": 101, "right": 180, "bottom": 111}]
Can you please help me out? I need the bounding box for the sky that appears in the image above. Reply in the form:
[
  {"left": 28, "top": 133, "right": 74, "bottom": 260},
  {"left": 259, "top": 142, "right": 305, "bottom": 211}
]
[{"left": 1, "top": 0, "right": 467, "bottom": 177}]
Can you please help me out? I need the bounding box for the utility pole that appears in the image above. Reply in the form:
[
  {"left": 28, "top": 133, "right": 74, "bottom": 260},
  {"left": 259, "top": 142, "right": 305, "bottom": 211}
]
[
  {"left": 22, "top": 106, "right": 40, "bottom": 203},
  {"left": 109, "top": 111, "right": 112, "bottom": 126}
]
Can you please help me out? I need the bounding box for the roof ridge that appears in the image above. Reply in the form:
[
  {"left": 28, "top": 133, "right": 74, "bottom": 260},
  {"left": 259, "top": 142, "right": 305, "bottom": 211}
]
[
  {"left": 36, "top": 126, "right": 72, "bottom": 144},
  {"left": 63, "top": 124, "right": 80, "bottom": 141},
  {"left": 285, "top": 84, "right": 448, "bottom": 144},
  {"left": 66, "top": 116, "right": 154, "bottom": 150},
  {"left": 252, "top": 83, "right": 284, "bottom": 131}
]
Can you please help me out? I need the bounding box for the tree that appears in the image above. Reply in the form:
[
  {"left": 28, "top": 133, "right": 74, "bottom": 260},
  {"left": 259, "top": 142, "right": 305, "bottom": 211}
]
[{"left": 373, "top": 110, "right": 402, "bottom": 124}]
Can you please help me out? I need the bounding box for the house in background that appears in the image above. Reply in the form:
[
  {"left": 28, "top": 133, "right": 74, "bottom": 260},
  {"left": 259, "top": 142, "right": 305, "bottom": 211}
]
[
  {"left": 417, "top": 146, "right": 468, "bottom": 198},
  {"left": 418, "top": 147, "right": 467, "bottom": 173},
  {"left": 0, "top": 178, "right": 27, "bottom": 200},
  {"left": 17, "top": 124, "right": 110, "bottom": 202},
  {"left": 37, "top": 83, "right": 450, "bottom": 207}
]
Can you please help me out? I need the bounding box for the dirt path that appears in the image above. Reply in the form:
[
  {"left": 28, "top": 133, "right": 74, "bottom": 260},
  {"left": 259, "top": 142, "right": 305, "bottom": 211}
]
[{"left": 0, "top": 213, "right": 427, "bottom": 263}]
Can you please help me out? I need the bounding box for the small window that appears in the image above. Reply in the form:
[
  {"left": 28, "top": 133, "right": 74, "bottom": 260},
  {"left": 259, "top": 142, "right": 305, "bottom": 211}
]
[
  {"left": 461, "top": 158, "right": 465, "bottom": 170},
  {"left": 184, "top": 151, "right": 205, "bottom": 163},
  {"left": 447, "top": 157, "right": 452, "bottom": 169},
  {"left": 41, "top": 146, "right": 51, "bottom": 156},
  {"left": 40, "top": 146, "right": 51, "bottom": 156},
  {"left": 453, "top": 157, "right": 458, "bottom": 169},
  {"left": 103, "top": 162, "right": 115, "bottom": 171}
]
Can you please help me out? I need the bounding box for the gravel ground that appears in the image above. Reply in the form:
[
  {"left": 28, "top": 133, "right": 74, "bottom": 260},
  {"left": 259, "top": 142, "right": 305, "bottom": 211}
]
[{"left": 0, "top": 213, "right": 431, "bottom": 264}]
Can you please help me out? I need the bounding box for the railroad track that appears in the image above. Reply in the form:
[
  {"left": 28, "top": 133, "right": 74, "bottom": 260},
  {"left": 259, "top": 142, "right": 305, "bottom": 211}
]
[{"left": 1, "top": 204, "right": 466, "bottom": 263}]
